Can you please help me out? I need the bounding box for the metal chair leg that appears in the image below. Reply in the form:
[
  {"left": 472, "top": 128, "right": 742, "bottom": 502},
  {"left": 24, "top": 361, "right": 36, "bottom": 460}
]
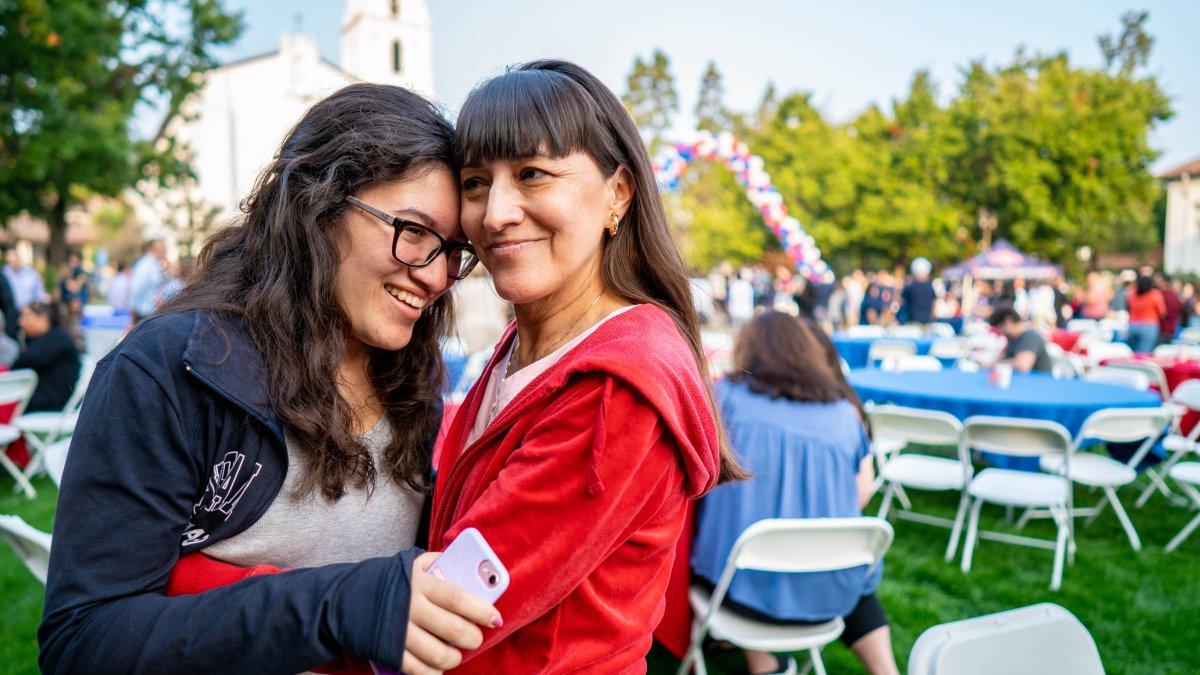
[
  {"left": 945, "top": 492, "right": 970, "bottom": 562},
  {"left": 0, "top": 452, "right": 35, "bottom": 499},
  {"left": 1166, "top": 510, "right": 1200, "bottom": 553},
  {"left": 809, "top": 648, "right": 827, "bottom": 675},
  {"left": 961, "top": 497, "right": 983, "bottom": 573},
  {"left": 1084, "top": 493, "right": 1110, "bottom": 527},
  {"left": 1105, "top": 487, "right": 1141, "bottom": 551},
  {"left": 1167, "top": 482, "right": 1200, "bottom": 553},
  {"left": 1050, "top": 507, "right": 1068, "bottom": 591},
  {"left": 877, "top": 483, "right": 896, "bottom": 520}
]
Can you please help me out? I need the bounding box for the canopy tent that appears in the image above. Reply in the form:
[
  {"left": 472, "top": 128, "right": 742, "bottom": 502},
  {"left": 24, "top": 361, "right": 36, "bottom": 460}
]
[{"left": 943, "top": 239, "right": 1060, "bottom": 280}]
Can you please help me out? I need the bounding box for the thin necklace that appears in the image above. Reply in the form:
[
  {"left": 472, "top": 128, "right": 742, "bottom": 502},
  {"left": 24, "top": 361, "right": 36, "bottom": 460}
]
[{"left": 486, "top": 291, "right": 604, "bottom": 427}]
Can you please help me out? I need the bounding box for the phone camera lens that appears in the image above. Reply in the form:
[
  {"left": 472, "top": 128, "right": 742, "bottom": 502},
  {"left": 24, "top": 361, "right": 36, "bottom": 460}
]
[{"left": 488, "top": 574, "right": 498, "bottom": 585}]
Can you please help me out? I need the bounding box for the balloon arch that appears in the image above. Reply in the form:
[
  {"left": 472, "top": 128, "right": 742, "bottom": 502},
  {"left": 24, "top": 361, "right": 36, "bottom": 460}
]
[{"left": 652, "top": 130, "right": 830, "bottom": 280}]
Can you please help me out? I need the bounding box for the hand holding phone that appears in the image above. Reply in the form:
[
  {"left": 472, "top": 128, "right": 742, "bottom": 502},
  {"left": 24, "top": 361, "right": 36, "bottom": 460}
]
[
  {"left": 428, "top": 527, "right": 510, "bottom": 603},
  {"left": 385, "top": 535, "right": 507, "bottom": 675}
]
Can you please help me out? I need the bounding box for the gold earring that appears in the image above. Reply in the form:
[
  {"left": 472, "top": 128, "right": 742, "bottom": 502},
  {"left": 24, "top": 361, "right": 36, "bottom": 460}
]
[{"left": 607, "top": 212, "right": 620, "bottom": 237}]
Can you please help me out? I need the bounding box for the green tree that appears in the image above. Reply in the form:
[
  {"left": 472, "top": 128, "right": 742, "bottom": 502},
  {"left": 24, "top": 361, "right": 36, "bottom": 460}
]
[
  {"left": 755, "top": 80, "right": 780, "bottom": 129},
  {"left": 677, "top": 161, "right": 773, "bottom": 270},
  {"left": 1098, "top": 10, "right": 1153, "bottom": 75},
  {"left": 847, "top": 72, "right": 965, "bottom": 265},
  {"left": 621, "top": 48, "right": 678, "bottom": 153},
  {"left": 0, "top": 0, "right": 242, "bottom": 266},
  {"left": 945, "top": 44, "right": 1170, "bottom": 269},
  {"left": 694, "top": 61, "right": 731, "bottom": 133}
]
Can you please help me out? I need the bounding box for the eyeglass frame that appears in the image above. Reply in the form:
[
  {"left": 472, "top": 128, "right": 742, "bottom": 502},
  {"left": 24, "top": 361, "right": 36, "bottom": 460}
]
[{"left": 344, "top": 195, "right": 479, "bottom": 280}]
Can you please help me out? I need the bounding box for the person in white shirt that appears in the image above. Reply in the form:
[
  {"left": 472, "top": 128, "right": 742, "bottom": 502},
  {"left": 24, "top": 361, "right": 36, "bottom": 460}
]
[
  {"left": 2, "top": 248, "right": 46, "bottom": 309},
  {"left": 106, "top": 261, "right": 133, "bottom": 313},
  {"left": 129, "top": 240, "right": 166, "bottom": 322}
]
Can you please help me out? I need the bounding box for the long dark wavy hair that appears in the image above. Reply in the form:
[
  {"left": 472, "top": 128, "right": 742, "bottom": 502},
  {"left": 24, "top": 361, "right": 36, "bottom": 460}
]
[
  {"left": 163, "top": 83, "right": 454, "bottom": 500},
  {"left": 455, "top": 59, "right": 747, "bottom": 483},
  {"left": 730, "top": 312, "right": 868, "bottom": 426}
]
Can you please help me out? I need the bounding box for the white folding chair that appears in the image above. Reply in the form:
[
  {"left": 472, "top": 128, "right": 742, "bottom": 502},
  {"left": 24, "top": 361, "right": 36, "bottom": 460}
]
[
  {"left": 888, "top": 355, "right": 944, "bottom": 373},
  {"left": 867, "top": 340, "right": 917, "bottom": 367},
  {"left": 1102, "top": 359, "right": 1170, "bottom": 397},
  {"left": 1178, "top": 326, "right": 1200, "bottom": 346},
  {"left": 907, "top": 603, "right": 1104, "bottom": 675},
  {"left": 929, "top": 337, "right": 971, "bottom": 360},
  {"left": 0, "top": 514, "right": 52, "bottom": 583},
  {"left": 846, "top": 325, "right": 886, "bottom": 338},
  {"left": 1165, "top": 462, "right": 1200, "bottom": 552},
  {"left": 1066, "top": 319, "right": 1101, "bottom": 334},
  {"left": 0, "top": 370, "right": 39, "bottom": 499},
  {"left": 1137, "top": 380, "right": 1200, "bottom": 509},
  {"left": 928, "top": 322, "right": 956, "bottom": 338},
  {"left": 955, "top": 360, "right": 981, "bottom": 373},
  {"left": 1154, "top": 343, "right": 1183, "bottom": 359},
  {"left": 17, "top": 356, "right": 96, "bottom": 481},
  {"left": 1083, "top": 341, "right": 1133, "bottom": 366},
  {"left": 891, "top": 325, "right": 925, "bottom": 339},
  {"left": 957, "top": 417, "right": 1075, "bottom": 590},
  {"left": 678, "top": 518, "right": 894, "bottom": 675},
  {"left": 870, "top": 405, "right": 970, "bottom": 560},
  {"left": 1031, "top": 407, "right": 1171, "bottom": 551},
  {"left": 1083, "top": 367, "right": 1149, "bottom": 391},
  {"left": 43, "top": 438, "right": 71, "bottom": 488},
  {"left": 1050, "top": 352, "right": 1085, "bottom": 380}
]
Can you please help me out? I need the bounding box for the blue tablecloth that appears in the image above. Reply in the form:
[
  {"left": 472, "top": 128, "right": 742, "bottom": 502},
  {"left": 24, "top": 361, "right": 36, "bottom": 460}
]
[
  {"left": 849, "top": 370, "right": 1162, "bottom": 470},
  {"left": 832, "top": 334, "right": 935, "bottom": 369}
]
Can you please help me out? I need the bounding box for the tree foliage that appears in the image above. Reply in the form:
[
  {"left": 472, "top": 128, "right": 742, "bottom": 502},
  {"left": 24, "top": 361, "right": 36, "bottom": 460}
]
[
  {"left": 0, "top": 0, "right": 242, "bottom": 265},
  {"left": 623, "top": 14, "right": 1171, "bottom": 276},
  {"left": 620, "top": 48, "right": 678, "bottom": 154},
  {"left": 694, "top": 61, "right": 732, "bottom": 133}
]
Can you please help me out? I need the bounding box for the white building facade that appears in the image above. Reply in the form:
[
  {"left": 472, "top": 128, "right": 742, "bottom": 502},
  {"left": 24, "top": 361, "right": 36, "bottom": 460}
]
[
  {"left": 135, "top": 0, "right": 435, "bottom": 237},
  {"left": 1162, "top": 157, "right": 1200, "bottom": 275}
]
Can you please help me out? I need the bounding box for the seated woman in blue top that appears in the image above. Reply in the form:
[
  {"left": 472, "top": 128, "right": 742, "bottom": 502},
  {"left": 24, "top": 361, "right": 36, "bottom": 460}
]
[{"left": 692, "top": 311, "right": 898, "bottom": 675}]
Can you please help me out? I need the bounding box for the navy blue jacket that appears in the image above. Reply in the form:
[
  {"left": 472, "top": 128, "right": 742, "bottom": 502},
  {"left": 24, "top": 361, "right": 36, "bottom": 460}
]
[{"left": 39, "top": 310, "right": 427, "bottom": 674}]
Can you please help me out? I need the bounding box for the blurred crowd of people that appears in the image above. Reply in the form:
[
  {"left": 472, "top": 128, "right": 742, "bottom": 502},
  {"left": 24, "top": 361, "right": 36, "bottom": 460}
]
[
  {"left": 0, "top": 240, "right": 196, "bottom": 414},
  {"left": 700, "top": 259, "right": 1198, "bottom": 348}
]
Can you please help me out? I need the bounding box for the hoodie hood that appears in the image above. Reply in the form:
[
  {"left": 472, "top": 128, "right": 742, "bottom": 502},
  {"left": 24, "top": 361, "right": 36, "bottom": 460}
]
[{"left": 487, "top": 303, "right": 721, "bottom": 498}]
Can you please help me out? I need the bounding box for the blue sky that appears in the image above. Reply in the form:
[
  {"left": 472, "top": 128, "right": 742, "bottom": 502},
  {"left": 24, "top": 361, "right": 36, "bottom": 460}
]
[{"left": 212, "top": 0, "right": 1200, "bottom": 172}]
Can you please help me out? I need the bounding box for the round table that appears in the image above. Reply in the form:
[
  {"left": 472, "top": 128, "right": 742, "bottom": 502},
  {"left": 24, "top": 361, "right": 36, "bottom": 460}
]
[
  {"left": 849, "top": 369, "right": 1162, "bottom": 470},
  {"left": 832, "top": 334, "right": 935, "bottom": 369}
]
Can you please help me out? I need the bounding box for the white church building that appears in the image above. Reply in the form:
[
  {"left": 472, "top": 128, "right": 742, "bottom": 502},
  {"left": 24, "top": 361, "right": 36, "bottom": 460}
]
[
  {"left": 1162, "top": 156, "right": 1200, "bottom": 275},
  {"left": 135, "top": 0, "right": 435, "bottom": 236}
]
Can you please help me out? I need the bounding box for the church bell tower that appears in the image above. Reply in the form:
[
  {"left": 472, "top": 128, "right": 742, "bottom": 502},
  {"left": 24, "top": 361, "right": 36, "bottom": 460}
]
[{"left": 340, "top": 0, "right": 436, "bottom": 100}]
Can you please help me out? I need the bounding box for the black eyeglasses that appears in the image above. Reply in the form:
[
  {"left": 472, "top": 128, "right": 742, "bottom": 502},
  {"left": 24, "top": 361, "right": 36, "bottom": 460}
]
[{"left": 345, "top": 196, "right": 480, "bottom": 280}]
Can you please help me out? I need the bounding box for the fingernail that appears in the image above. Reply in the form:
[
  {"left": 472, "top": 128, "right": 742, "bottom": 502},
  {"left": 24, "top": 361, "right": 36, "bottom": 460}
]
[{"left": 491, "top": 615, "right": 503, "bottom": 628}]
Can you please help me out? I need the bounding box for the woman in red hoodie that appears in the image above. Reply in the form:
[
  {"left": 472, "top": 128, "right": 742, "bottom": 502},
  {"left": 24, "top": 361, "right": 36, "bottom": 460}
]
[{"left": 432, "top": 59, "right": 746, "bottom": 672}]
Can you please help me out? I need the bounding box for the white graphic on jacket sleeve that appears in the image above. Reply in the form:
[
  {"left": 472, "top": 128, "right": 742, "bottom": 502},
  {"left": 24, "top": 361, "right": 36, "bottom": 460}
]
[{"left": 180, "top": 451, "right": 263, "bottom": 547}]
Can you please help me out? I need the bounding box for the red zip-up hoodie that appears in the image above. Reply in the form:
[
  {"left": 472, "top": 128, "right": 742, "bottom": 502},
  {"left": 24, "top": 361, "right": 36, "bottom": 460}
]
[{"left": 431, "top": 303, "right": 720, "bottom": 673}]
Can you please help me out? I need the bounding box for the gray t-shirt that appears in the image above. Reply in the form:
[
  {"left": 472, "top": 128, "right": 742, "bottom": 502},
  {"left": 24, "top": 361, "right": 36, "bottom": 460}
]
[
  {"left": 1003, "top": 329, "right": 1054, "bottom": 373},
  {"left": 204, "top": 418, "right": 423, "bottom": 568}
]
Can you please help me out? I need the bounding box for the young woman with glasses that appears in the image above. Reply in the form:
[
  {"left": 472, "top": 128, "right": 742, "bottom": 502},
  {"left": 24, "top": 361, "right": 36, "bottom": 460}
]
[{"left": 40, "top": 84, "right": 496, "bottom": 675}]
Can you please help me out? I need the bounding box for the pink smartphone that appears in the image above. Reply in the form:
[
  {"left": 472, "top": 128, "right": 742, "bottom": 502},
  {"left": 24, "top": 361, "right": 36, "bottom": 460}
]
[
  {"left": 371, "top": 530, "right": 510, "bottom": 674},
  {"left": 428, "top": 527, "right": 510, "bottom": 604}
]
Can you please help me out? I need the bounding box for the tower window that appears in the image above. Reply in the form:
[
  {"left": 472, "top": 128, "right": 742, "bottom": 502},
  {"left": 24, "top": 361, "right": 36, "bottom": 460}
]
[
  {"left": 392, "top": 40, "right": 402, "bottom": 73},
  {"left": 391, "top": 0, "right": 400, "bottom": 17}
]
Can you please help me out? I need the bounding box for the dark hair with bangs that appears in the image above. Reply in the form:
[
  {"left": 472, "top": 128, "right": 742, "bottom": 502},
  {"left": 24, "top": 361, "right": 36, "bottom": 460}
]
[
  {"left": 163, "top": 83, "right": 453, "bottom": 500},
  {"left": 455, "top": 59, "right": 747, "bottom": 484}
]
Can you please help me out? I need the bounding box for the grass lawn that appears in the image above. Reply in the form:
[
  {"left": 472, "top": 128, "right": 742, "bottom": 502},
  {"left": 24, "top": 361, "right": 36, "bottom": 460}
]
[{"left": 2, "top": 466, "right": 1199, "bottom": 674}]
